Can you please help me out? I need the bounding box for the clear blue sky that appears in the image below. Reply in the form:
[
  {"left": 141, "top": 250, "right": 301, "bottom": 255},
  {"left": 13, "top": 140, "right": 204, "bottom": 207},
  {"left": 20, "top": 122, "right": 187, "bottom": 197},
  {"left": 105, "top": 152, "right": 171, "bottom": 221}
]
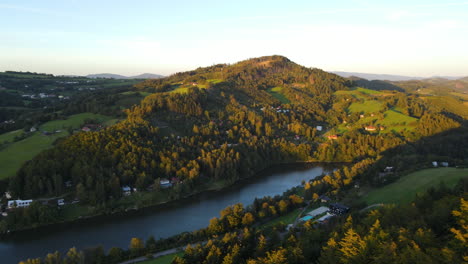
[{"left": 1, "top": 0, "right": 467, "bottom": 77}]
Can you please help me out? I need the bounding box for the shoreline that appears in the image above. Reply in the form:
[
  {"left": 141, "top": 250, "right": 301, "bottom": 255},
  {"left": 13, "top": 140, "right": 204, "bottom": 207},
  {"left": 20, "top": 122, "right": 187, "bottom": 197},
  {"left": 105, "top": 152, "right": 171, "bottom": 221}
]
[{"left": 1, "top": 161, "right": 341, "bottom": 239}]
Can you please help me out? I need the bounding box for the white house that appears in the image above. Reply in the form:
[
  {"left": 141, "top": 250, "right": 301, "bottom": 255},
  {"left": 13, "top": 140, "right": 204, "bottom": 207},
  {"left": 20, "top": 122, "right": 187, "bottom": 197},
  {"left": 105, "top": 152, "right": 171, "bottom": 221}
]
[
  {"left": 432, "top": 161, "right": 438, "bottom": 167},
  {"left": 122, "top": 186, "right": 131, "bottom": 196},
  {"left": 316, "top": 126, "right": 323, "bottom": 131},
  {"left": 8, "top": 199, "right": 33, "bottom": 209}
]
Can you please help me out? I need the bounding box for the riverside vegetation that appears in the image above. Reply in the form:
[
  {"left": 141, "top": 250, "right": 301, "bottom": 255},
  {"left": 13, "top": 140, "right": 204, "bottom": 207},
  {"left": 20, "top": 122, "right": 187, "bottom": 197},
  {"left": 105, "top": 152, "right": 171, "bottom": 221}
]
[{"left": 1, "top": 56, "right": 467, "bottom": 263}]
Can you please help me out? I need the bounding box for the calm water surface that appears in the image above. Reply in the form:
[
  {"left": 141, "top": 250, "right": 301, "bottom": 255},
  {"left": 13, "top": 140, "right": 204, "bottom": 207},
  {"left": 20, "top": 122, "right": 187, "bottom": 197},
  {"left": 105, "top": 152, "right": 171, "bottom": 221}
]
[{"left": 1, "top": 163, "right": 333, "bottom": 263}]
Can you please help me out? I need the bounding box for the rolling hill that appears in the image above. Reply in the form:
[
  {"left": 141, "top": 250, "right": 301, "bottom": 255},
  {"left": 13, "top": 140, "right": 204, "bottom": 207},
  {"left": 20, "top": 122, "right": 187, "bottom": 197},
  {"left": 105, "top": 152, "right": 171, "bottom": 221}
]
[{"left": 86, "top": 73, "right": 164, "bottom": 79}]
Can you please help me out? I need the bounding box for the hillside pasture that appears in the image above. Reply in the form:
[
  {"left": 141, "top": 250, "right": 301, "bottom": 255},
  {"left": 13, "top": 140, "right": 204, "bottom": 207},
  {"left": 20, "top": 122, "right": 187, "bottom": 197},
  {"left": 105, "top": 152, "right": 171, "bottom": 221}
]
[
  {"left": 40, "top": 113, "right": 113, "bottom": 132},
  {"left": 267, "top": 86, "right": 290, "bottom": 104},
  {"left": 362, "top": 167, "right": 468, "bottom": 205}
]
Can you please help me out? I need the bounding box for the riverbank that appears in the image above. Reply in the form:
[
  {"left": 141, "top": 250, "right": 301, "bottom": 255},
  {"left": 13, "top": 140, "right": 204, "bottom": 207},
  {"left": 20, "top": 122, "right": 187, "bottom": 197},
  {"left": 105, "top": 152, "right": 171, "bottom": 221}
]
[
  {"left": 2, "top": 164, "right": 330, "bottom": 264},
  {"left": 1, "top": 162, "right": 336, "bottom": 238}
]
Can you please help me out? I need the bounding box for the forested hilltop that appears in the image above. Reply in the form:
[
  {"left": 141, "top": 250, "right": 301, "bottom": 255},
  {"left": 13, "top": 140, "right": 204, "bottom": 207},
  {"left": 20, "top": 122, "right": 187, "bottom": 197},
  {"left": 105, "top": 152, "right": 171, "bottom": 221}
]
[{"left": 4, "top": 55, "right": 467, "bottom": 232}]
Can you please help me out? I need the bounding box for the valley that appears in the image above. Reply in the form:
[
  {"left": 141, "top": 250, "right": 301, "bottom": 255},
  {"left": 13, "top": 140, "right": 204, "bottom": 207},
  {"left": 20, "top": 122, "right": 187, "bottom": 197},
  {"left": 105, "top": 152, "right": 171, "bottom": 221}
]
[{"left": 0, "top": 56, "right": 467, "bottom": 264}]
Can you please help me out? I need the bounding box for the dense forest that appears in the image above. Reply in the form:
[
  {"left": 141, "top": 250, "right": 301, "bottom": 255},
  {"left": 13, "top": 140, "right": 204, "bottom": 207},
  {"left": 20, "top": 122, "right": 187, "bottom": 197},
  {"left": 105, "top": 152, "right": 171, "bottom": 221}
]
[
  {"left": 9, "top": 56, "right": 468, "bottom": 264},
  {"left": 4, "top": 56, "right": 466, "bottom": 231}
]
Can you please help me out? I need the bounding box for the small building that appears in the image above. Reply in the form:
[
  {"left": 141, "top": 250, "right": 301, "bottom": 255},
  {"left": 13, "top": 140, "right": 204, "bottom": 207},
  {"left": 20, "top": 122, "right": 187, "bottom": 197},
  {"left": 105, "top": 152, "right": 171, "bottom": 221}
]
[
  {"left": 8, "top": 199, "right": 33, "bottom": 209},
  {"left": 57, "top": 199, "right": 65, "bottom": 206},
  {"left": 384, "top": 167, "right": 394, "bottom": 172},
  {"left": 317, "top": 213, "right": 334, "bottom": 223},
  {"left": 30, "top": 127, "right": 37, "bottom": 132},
  {"left": 329, "top": 203, "right": 349, "bottom": 215},
  {"left": 4, "top": 192, "right": 11, "bottom": 199},
  {"left": 306, "top": 206, "right": 329, "bottom": 218},
  {"left": 365, "top": 126, "right": 377, "bottom": 131},
  {"left": 122, "top": 186, "right": 131, "bottom": 196},
  {"left": 441, "top": 162, "right": 449, "bottom": 167},
  {"left": 319, "top": 195, "right": 331, "bottom": 203},
  {"left": 316, "top": 126, "right": 323, "bottom": 131},
  {"left": 432, "top": 161, "right": 438, "bottom": 167},
  {"left": 327, "top": 135, "right": 338, "bottom": 140},
  {"left": 81, "top": 126, "right": 91, "bottom": 132},
  {"left": 160, "top": 179, "right": 172, "bottom": 188}
]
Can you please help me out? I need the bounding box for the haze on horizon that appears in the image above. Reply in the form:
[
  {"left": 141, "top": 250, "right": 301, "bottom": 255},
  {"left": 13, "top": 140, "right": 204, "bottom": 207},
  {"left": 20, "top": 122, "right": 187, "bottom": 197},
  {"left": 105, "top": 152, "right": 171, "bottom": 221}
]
[{"left": 1, "top": 0, "right": 467, "bottom": 77}]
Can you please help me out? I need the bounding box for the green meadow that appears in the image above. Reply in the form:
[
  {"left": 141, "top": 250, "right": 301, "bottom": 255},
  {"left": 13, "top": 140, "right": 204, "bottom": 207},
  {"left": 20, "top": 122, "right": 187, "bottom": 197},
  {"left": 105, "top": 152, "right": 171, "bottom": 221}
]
[
  {"left": 267, "top": 86, "right": 290, "bottom": 104},
  {"left": 0, "top": 113, "right": 113, "bottom": 179},
  {"left": 362, "top": 167, "right": 468, "bottom": 205}
]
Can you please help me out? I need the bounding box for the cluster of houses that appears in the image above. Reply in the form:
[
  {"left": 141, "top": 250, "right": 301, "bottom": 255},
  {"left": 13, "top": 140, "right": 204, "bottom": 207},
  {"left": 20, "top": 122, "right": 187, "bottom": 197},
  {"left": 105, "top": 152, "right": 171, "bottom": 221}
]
[
  {"left": 121, "top": 177, "right": 181, "bottom": 196},
  {"left": 299, "top": 195, "right": 349, "bottom": 225},
  {"left": 260, "top": 106, "right": 291, "bottom": 114},
  {"left": 2, "top": 120, "right": 15, "bottom": 124},
  {"left": 21, "top": 93, "right": 70, "bottom": 100},
  {"left": 77, "top": 87, "right": 97, "bottom": 91}
]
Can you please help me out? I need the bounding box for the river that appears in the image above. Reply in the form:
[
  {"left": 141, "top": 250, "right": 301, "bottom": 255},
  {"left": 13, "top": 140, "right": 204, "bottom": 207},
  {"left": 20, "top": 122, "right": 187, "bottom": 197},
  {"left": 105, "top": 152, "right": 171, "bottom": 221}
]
[{"left": 0, "top": 163, "right": 333, "bottom": 263}]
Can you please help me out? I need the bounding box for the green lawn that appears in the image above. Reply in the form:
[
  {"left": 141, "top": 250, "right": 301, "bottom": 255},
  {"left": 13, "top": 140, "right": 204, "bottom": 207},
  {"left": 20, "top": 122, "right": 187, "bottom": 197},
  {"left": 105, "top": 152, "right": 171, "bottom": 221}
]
[
  {"left": 377, "top": 109, "right": 418, "bottom": 126},
  {"left": 0, "top": 129, "right": 24, "bottom": 144},
  {"left": 40, "top": 113, "right": 113, "bottom": 132},
  {"left": 267, "top": 87, "right": 290, "bottom": 104},
  {"left": 170, "top": 87, "right": 190, "bottom": 94},
  {"left": 362, "top": 167, "right": 468, "bottom": 205},
  {"left": 207, "top": 79, "right": 224, "bottom": 84},
  {"left": 355, "top": 87, "right": 383, "bottom": 95},
  {"left": 348, "top": 100, "right": 383, "bottom": 113},
  {"left": 0, "top": 131, "right": 67, "bottom": 179},
  {"left": 0, "top": 113, "right": 114, "bottom": 179},
  {"left": 141, "top": 252, "right": 184, "bottom": 264}
]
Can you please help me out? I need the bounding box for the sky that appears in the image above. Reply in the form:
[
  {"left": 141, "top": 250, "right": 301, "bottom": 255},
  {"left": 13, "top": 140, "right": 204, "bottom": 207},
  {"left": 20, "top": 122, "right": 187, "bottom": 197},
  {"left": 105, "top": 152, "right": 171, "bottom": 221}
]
[{"left": 0, "top": 0, "right": 467, "bottom": 77}]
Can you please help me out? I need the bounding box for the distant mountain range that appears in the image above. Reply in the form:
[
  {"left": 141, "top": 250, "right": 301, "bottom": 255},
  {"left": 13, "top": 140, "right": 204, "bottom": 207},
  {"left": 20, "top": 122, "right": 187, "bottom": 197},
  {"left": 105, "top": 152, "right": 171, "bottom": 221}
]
[
  {"left": 86, "top": 73, "right": 164, "bottom": 79},
  {"left": 333, "top": 71, "right": 463, "bottom": 82}
]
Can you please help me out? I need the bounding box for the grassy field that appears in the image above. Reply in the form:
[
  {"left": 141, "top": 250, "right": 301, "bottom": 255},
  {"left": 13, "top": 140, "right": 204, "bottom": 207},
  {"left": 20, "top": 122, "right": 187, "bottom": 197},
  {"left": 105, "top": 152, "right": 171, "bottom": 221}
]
[
  {"left": 348, "top": 100, "right": 383, "bottom": 113},
  {"left": 377, "top": 109, "right": 417, "bottom": 126},
  {"left": 170, "top": 87, "right": 190, "bottom": 94},
  {"left": 119, "top": 91, "right": 151, "bottom": 97},
  {"left": 422, "top": 96, "right": 468, "bottom": 119},
  {"left": 355, "top": 87, "right": 384, "bottom": 95},
  {"left": 0, "top": 113, "right": 114, "bottom": 179},
  {"left": 362, "top": 167, "right": 468, "bottom": 205},
  {"left": 0, "top": 131, "right": 67, "bottom": 179},
  {"left": 267, "top": 86, "right": 290, "bottom": 104},
  {"left": 0, "top": 129, "right": 24, "bottom": 144},
  {"left": 40, "top": 113, "right": 113, "bottom": 132}
]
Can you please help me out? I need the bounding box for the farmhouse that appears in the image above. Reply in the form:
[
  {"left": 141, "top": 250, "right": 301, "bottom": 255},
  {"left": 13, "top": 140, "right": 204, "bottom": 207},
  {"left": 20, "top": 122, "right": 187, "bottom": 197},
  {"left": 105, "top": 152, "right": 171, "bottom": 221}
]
[
  {"left": 8, "top": 199, "right": 33, "bottom": 209},
  {"left": 365, "top": 126, "right": 377, "bottom": 131}
]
